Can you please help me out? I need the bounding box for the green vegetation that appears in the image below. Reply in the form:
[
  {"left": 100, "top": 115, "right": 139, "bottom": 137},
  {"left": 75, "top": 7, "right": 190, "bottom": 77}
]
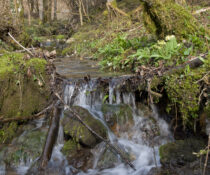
[
  {"left": 0, "top": 122, "right": 17, "bottom": 144},
  {"left": 165, "top": 57, "right": 210, "bottom": 128},
  {"left": 141, "top": 0, "right": 206, "bottom": 39},
  {"left": 0, "top": 53, "right": 47, "bottom": 78},
  {"left": 97, "top": 34, "right": 208, "bottom": 71},
  {"left": 0, "top": 53, "right": 50, "bottom": 118}
]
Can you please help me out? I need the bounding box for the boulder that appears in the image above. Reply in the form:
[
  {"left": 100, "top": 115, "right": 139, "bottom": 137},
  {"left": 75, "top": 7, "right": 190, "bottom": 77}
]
[
  {"left": 62, "top": 140, "right": 93, "bottom": 171},
  {"left": 62, "top": 106, "right": 107, "bottom": 148},
  {"left": 2, "top": 128, "right": 47, "bottom": 169},
  {"left": 159, "top": 138, "right": 206, "bottom": 167}
]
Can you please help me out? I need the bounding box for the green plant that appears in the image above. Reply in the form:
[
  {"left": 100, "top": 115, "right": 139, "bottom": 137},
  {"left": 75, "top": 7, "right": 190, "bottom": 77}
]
[{"left": 130, "top": 35, "right": 181, "bottom": 65}]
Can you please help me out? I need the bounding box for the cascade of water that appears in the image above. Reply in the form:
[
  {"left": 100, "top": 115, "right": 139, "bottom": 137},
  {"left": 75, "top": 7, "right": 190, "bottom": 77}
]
[
  {"left": 0, "top": 78, "right": 172, "bottom": 175},
  {"left": 60, "top": 78, "right": 172, "bottom": 175}
]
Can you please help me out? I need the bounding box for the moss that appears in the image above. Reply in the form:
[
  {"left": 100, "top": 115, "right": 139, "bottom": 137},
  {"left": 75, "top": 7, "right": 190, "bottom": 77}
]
[
  {"left": 62, "top": 140, "right": 79, "bottom": 156},
  {"left": 53, "top": 35, "right": 66, "bottom": 40},
  {"left": 63, "top": 106, "right": 107, "bottom": 147},
  {"left": 4, "top": 129, "right": 47, "bottom": 165},
  {"left": 0, "top": 122, "right": 18, "bottom": 144},
  {"left": 0, "top": 53, "right": 50, "bottom": 118},
  {"left": 165, "top": 56, "right": 210, "bottom": 128},
  {"left": 141, "top": 0, "right": 203, "bottom": 39},
  {"left": 26, "top": 58, "right": 47, "bottom": 73},
  {"left": 159, "top": 138, "right": 206, "bottom": 167}
]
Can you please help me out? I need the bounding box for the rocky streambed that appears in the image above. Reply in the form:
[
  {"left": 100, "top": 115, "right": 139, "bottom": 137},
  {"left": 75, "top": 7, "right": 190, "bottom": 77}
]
[{"left": 0, "top": 55, "right": 209, "bottom": 175}]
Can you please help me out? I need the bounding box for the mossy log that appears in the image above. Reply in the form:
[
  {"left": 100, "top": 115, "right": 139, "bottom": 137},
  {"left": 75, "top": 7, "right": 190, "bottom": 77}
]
[{"left": 141, "top": 0, "right": 200, "bottom": 39}]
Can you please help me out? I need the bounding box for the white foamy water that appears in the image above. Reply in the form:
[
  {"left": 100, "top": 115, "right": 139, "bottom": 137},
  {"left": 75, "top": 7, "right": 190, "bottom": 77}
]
[
  {"left": 0, "top": 78, "right": 172, "bottom": 175},
  {"left": 62, "top": 79, "right": 173, "bottom": 175}
]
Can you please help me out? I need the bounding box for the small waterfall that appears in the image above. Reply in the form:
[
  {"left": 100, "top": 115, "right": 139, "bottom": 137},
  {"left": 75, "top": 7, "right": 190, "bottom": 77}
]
[
  {"left": 60, "top": 78, "right": 173, "bottom": 175},
  {"left": 0, "top": 77, "right": 172, "bottom": 175}
]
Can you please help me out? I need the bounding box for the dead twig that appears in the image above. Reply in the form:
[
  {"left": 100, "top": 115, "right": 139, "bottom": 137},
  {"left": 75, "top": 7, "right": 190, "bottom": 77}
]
[
  {"left": 196, "top": 71, "right": 210, "bottom": 84},
  {"left": 8, "top": 32, "right": 34, "bottom": 57},
  {"left": 203, "top": 134, "right": 210, "bottom": 175},
  {"left": 193, "top": 7, "right": 210, "bottom": 14}
]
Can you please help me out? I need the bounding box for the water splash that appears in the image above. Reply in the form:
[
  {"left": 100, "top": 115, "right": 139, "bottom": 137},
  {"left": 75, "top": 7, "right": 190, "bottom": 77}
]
[{"left": 61, "top": 79, "right": 173, "bottom": 175}]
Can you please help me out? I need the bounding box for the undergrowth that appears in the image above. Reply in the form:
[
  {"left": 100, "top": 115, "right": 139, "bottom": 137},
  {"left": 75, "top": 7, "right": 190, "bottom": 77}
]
[
  {"left": 97, "top": 34, "right": 209, "bottom": 72},
  {"left": 165, "top": 57, "right": 210, "bottom": 129}
]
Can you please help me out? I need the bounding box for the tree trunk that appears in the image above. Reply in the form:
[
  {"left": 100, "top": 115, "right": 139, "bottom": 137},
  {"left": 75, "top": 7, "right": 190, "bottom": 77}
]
[
  {"left": 141, "top": 0, "right": 199, "bottom": 39},
  {"left": 27, "top": 0, "right": 31, "bottom": 25},
  {"left": 53, "top": 0, "right": 57, "bottom": 20},
  {"left": 48, "top": 0, "right": 52, "bottom": 22},
  {"left": 35, "top": 0, "right": 39, "bottom": 18},
  {"left": 43, "top": 0, "right": 49, "bottom": 23}
]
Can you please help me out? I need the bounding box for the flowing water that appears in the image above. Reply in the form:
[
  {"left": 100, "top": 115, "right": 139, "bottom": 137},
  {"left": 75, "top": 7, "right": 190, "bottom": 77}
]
[
  {"left": 59, "top": 79, "right": 173, "bottom": 175},
  {"left": 0, "top": 57, "right": 173, "bottom": 175}
]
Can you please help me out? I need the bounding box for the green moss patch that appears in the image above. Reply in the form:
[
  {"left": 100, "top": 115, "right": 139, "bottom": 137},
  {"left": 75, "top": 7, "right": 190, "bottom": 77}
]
[
  {"left": 165, "top": 56, "right": 210, "bottom": 128},
  {"left": 141, "top": 0, "right": 205, "bottom": 39},
  {"left": 0, "top": 53, "right": 50, "bottom": 118}
]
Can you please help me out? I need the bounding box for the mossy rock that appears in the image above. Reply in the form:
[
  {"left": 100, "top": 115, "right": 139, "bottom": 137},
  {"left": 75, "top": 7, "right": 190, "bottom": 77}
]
[
  {"left": 0, "top": 122, "right": 18, "bottom": 144},
  {"left": 62, "top": 106, "right": 107, "bottom": 148},
  {"left": 62, "top": 139, "right": 93, "bottom": 170},
  {"left": 96, "top": 148, "right": 119, "bottom": 170},
  {"left": 0, "top": 53, "right": 50, "bottom": 118},
  {"left": 101, "top": 104, "right": 133, "bottom": 134},
  {"left": 159, "top": 138, "right": 206, "bottom": 167},
  {"left": 62, "top": 140, "right": 78, "bottom": 156},
  {"left": 2, "top": 128, "right": 47, "bottom": 168},
  {"left": 141, "top": 0, "right": 203, "bottom": 39}
]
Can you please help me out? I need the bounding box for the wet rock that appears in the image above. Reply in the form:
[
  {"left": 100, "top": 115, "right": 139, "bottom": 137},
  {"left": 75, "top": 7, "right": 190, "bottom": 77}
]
[
  {"left": 62, "top": 106, "right": 107, "bottom": 148},
  {"left": 159, "top": 138, "right": 206, "bottom": 168},
  {"left": 136, "top": 103, "right": 153, "bottom": 117},
  {"left": 93, "top": 142, "right": 135, "bottom": 170},
  {"left": 149, "top": 160, "right": 210, "bottom": 175},
  {"left": 101, "top": 104, "right": 133, "bottom": 134},
  {"left": 3, "top": 128, "right": 47, "bottom": 169},
  {"left": 96, "top": 148, "right": 119, "bottom": 170},
  {"left": 62, "top": 140, "right": 93, "bottom": 171}
]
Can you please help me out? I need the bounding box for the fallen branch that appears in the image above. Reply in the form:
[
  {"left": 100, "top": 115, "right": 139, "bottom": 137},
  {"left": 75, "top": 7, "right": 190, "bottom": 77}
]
[
  {"left": 54, "top": 92, "right": 136, "bottom": 171},
  {"left": 166, "top": 53, "right": 208, "bottom": 75},
  {"left": 107, "top": 2, "right": 129, "bottom": 17},
  {"left": 203, "top": 134, "right": 210, "bottom": 175},
  {"left": 40, "top": 102, "right": 62, "bottom": 169},
  {"left": 193, "top": 7, "right": 210, "bottom": 14},
  {"left": 8, "top": 32, "right": 34, "bottom": 57},
  {"left": 0, "top": 104, "right": 53, "bottom": 123}
]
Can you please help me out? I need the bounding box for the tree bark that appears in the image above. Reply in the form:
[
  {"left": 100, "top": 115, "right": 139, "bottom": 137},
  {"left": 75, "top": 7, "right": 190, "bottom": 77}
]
[
  {"left": 53, "top": 0, "right": 57, "bottom": 20},
  {"left": 27, "top": 0, "right": 31, "bottom": 25},
  {"left": 43, "top": 0, "right": 49, "bottom": 23},
  {"left": 48, "top": 0, "right": 52, "bottom": 21},
  {"left": 39, "top": 103, "right": 62, "bottom": 169}
]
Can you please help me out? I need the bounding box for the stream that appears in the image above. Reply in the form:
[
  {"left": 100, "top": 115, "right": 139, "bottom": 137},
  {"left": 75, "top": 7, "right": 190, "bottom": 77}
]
[{"left": 0, "top": 56, "right": 173, "bottom": 175}]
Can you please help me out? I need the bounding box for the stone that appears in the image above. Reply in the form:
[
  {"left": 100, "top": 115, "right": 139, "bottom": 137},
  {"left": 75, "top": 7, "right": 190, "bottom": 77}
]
[
  {"left": 2, "top": 128, "right": 47, "bottom": 169},
  {"left": 62, "top": 106, "right": 107, "bottom": 148},
  {"left": 159, "top": 138, "right": 206, "bottom": 168},
  {"left": 62, "top": 140, "right": 93, "bottom": 171}
]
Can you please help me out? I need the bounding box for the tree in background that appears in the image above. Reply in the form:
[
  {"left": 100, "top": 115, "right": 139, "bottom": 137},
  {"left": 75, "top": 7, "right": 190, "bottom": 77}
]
[{"left": 0, "top": 0, "right": 16, "bottom": 41}]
